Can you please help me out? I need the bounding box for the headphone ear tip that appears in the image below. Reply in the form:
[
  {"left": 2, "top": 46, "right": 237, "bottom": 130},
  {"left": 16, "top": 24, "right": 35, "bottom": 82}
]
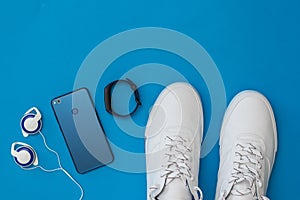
[
  {"left": 22, "top": 130, "right": 29, "bottom": 137},
  {"left": 33, "top": 156, "right": 38, "bottom": 166}
]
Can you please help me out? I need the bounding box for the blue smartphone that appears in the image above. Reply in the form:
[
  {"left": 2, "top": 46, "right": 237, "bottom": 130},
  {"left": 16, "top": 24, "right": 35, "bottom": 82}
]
[{"left": 51, "top": 88, "right": 113, "bottom": 174}]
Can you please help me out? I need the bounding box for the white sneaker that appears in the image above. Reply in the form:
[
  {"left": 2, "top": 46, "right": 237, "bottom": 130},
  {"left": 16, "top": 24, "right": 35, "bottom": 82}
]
[
  {"left": 215, "top": 91, "right": 278, "bottom": 200},
  {"left": 145, "top": 82, "right": 204, "bottom": 200}
]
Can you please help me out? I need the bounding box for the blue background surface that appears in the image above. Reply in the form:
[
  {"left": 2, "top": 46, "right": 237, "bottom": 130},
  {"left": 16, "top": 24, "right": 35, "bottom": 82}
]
[{"left": 1, "top": 0, "right": 299, "bottom": 199}]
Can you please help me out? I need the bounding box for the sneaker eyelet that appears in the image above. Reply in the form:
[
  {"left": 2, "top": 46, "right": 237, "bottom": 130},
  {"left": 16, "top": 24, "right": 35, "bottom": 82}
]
[{"left": 258, "top": 164, "right": 262, "bottom": 169}]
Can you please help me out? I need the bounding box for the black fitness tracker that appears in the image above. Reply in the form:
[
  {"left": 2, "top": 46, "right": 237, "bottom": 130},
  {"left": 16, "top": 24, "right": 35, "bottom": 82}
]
[{"left": 104, "top": 78, "right": 141, "bottom": 117}]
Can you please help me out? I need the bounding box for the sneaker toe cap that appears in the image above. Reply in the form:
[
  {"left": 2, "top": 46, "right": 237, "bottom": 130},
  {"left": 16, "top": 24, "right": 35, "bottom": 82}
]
[{"left": 146, "top": 82, "right": 203, "bottom": 139}]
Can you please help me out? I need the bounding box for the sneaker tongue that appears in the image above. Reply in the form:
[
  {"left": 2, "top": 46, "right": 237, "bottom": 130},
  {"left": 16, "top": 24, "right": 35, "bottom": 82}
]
[
  {"left": 227, "top": 180, "right": 253, "bottom": 200},
  {"left": 158, "top": 179, "right": 192, "bottom": 200},
  {"left": 227, "top": 194, "right": 253, "bottom": 200}
]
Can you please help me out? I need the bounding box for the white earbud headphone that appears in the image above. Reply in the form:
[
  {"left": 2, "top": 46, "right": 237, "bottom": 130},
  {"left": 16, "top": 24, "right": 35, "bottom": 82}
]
[
  {"left": 12, "top": 107, "right": 83, "bottom": 200},
  {"left": 20, "top": 107, "right": 42, "bottom": 137},
  {"left": 11, "top": 142, "right": 38, "bottom": 168}
]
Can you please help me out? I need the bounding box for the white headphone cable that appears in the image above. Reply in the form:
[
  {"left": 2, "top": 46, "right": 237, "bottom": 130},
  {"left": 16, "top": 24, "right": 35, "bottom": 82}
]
[{"left": 22, "top": 131, "right": 84, "bottom": 200}]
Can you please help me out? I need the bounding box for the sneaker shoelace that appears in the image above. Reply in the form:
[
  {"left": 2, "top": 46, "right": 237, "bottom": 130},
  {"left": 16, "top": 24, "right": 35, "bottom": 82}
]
[
  {"left": 149, "top": 135, "right": 203, "bottom": 200},
  {"left": 220, "top": 143, "right": 269, "bottom": 200}
]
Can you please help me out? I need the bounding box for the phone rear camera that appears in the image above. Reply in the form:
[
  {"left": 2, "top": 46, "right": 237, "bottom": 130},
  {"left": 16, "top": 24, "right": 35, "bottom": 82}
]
[
  {"left": 72, "top": 108, "right": 79, "bottom": 115},
  {"left": 57, "top": 99, "right": 61, "bottom": 104}
]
